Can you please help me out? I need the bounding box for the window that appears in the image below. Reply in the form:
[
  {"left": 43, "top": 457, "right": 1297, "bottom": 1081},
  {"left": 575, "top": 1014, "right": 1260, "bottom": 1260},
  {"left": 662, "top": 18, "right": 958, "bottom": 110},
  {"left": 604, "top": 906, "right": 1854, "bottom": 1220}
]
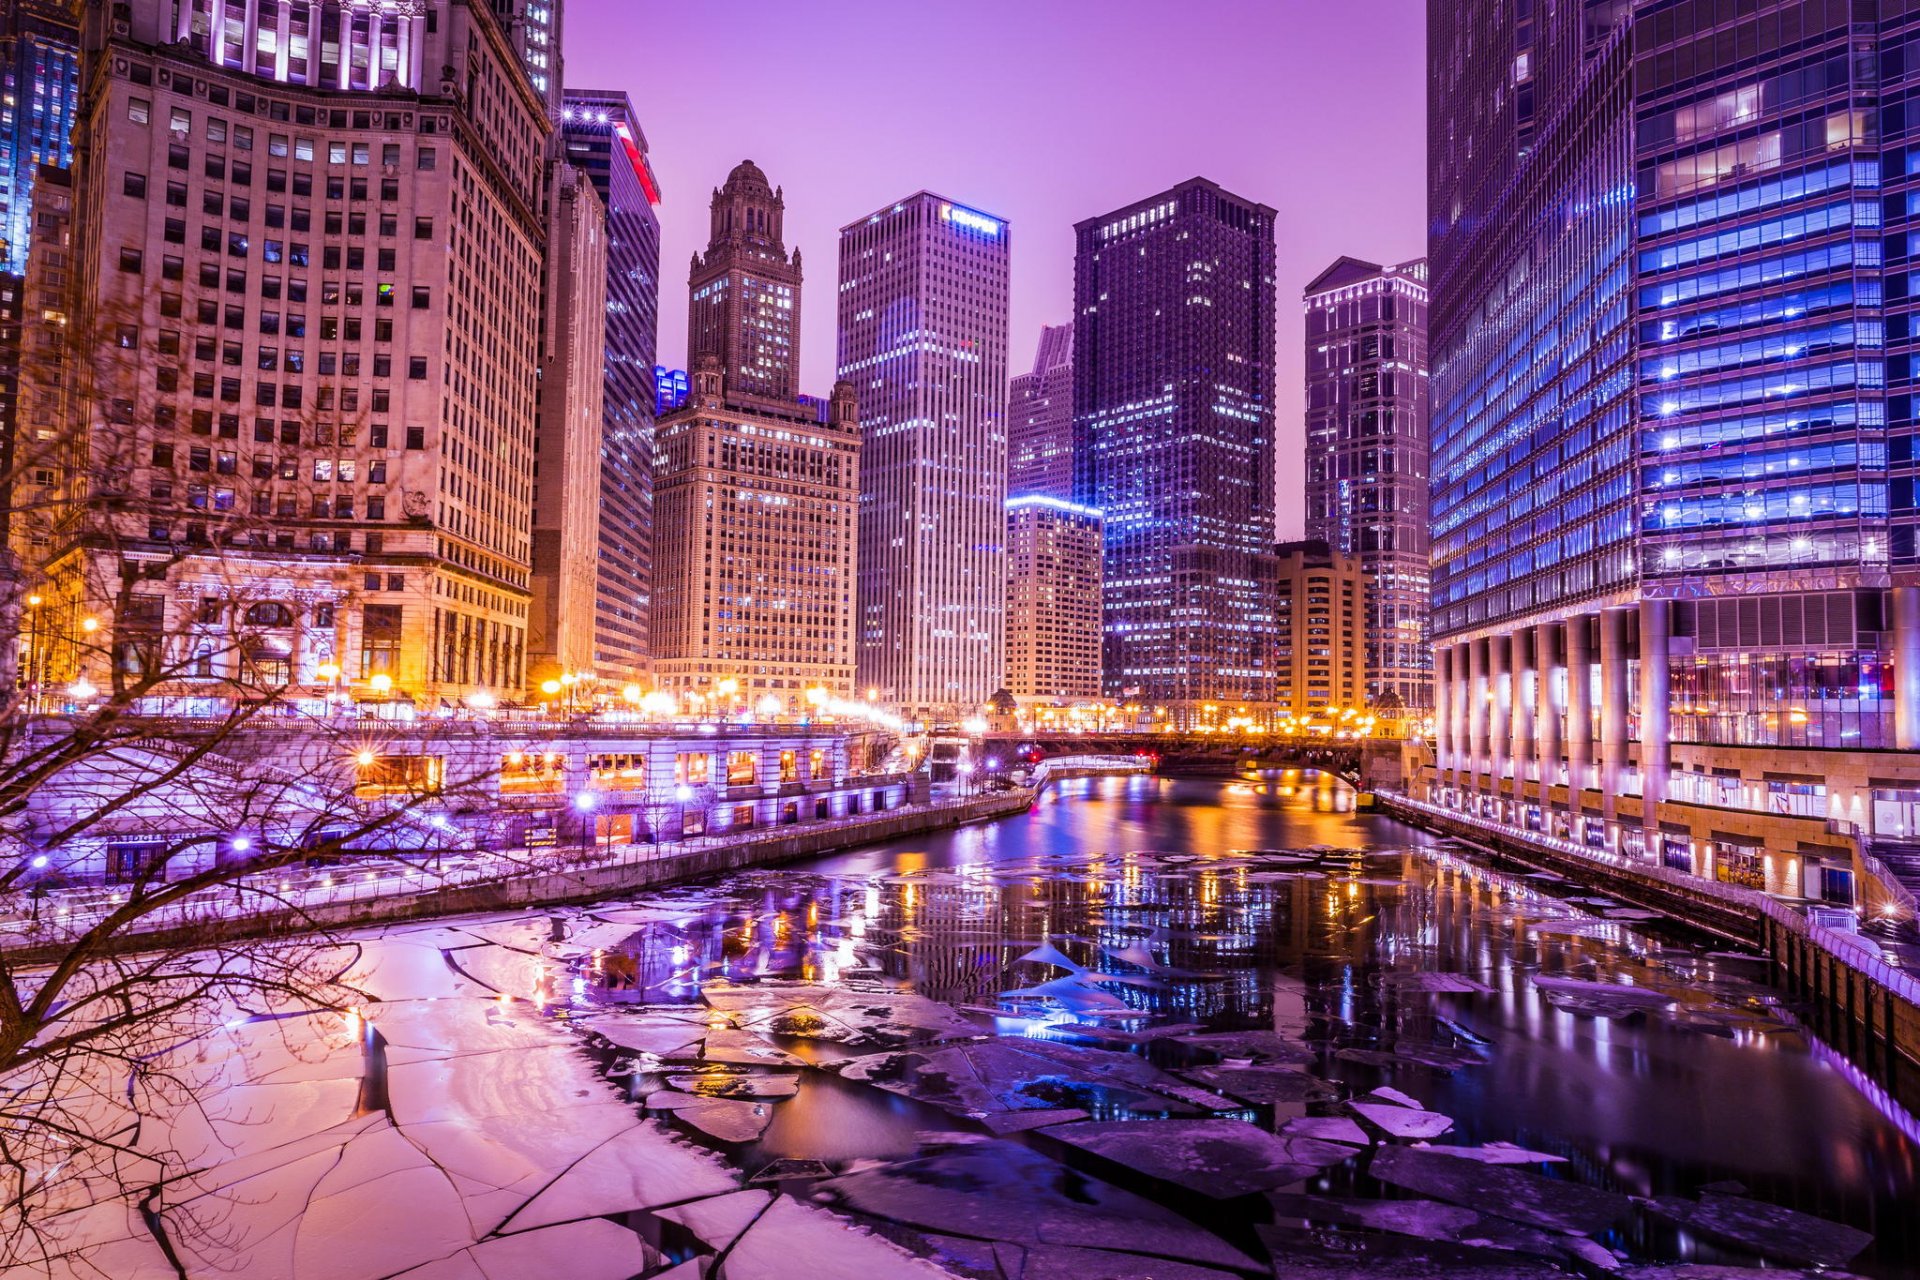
[
  {"left": 416, "top": 146, "right": 435, "bottom": 171},
  {"left": 411, "top": 285, "right": 429, "bottom": 308},
  {"left": 128, "top": 97, "right": 150, "bottom": 124},
  {"left": 726, "top": 751, "right": 757, "bottom": 786},
  {"left": 414, "top": 216, "right": 432, "bottom": 240},
  {"left": 675, "top": 752, "right": 711, "bottom": 785},
  {"left": 408, "top": 356, "right": 427, "bottom": 379},
  {"left": 779, "top": 751, "right": 798, "bottom": 783},
  {"left": 118, "top": 247, "right": 142, "bottom": 272},
  {"left": 123, "top": 172, "right": 146, "bottom": 198},
  {"left": 360, "top": 603, "right": 403, "bottom": 677}
]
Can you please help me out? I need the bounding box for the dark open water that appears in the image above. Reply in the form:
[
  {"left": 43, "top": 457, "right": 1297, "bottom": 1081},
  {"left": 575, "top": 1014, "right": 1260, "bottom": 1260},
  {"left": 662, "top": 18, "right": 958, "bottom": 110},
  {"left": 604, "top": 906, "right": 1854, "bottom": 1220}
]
[{"left": 581, "top": 772, "right": 1920, "bottom": 1276}]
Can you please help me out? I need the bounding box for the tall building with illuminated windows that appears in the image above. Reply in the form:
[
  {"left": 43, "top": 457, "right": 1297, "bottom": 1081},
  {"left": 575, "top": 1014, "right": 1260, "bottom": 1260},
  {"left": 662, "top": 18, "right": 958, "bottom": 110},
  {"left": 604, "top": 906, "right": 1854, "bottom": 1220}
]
[
  {"left": 561, "top": 89, "right": 661, "bottom": 681},
  {"left": 30, "top": 0, "right": 552, "bottom": 704},
  {"left": 837, "top": 191, "right": 1010, "bottom": 718},
  {"left": 1427, "top": 0, "right": 1920, "bottom": 904},
  {"left": 1073, "top": 178, "right": 1278, "bottom": 725},
  {"left": 490, "top": 0, "right": 562, "bottom": 116},
  {"left": 0, "top": 0, "right": 79, "bottom": 277},
  {"left": 650, "top": 359, "right": 860, "bottom": 707},
  {"left": 689, "top": 160, "right": 802, "bottom": 405},
  {"left": 1303, "top": 256, "right": 1430, "bottom": 720},
  {"left": 1009, "top": 322, "right": 1073, "bottom": 501}
]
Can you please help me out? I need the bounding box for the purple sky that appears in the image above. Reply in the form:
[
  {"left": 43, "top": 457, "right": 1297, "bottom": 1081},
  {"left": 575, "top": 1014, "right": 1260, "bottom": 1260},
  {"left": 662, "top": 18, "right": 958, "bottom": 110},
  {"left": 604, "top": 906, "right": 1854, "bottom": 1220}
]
[{"left": 564, "top": 0, "right": 1426, "bottom": 537}]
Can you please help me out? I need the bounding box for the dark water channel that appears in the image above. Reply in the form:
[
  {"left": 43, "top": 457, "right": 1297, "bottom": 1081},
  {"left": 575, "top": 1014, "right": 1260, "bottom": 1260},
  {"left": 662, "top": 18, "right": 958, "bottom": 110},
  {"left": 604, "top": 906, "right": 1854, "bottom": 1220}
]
[{"left": 572, "top": 773, "right": 1920, "bottom": 1277}]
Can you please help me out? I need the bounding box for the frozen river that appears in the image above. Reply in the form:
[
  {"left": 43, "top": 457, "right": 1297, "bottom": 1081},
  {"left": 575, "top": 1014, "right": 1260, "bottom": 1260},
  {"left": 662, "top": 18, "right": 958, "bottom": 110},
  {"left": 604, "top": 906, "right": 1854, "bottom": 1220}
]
[{"left": 26, "top": 772, "right": 1920, "bottom": 1279}]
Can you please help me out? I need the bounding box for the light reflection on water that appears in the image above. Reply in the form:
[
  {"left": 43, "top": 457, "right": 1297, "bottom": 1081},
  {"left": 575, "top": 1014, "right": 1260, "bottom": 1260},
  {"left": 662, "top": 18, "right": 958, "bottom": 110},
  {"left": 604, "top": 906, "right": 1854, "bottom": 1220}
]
[{"left": 582, "top": 773, "right": 1920, "bottom": 1274}]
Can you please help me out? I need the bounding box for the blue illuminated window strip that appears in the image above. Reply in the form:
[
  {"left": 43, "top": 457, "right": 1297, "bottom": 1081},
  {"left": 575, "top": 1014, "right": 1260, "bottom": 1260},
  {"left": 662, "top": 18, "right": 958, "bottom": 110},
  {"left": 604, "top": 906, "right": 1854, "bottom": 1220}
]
[
  {"left": 1637, "top": 200, "right": 1865, "bottom": 274},
  {"left": 1645, "top": 482, "right": 1884, "bottom": 532},
  {"left": 1639, "top": 240, "right": 1874, "bottom": 310},
  {"left": 1642, "top": 439, "right": 1883, "bottom": 489},
  {"left": 1637, "top": 159, "right": 1856, "bottom": 237},
  {"left": 1638, "top": 320, "right": 1878, "bottom": 383}
]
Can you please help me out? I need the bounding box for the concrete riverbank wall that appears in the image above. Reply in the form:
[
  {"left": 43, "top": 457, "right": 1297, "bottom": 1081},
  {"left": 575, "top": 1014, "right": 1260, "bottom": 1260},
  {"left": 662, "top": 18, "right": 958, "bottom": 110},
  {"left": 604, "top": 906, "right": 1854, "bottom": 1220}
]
[
  {"left": 1377, "top": 792, "right": 1920, "bottom": 1080},
  {"left": 8, "top": 790, "right": 1035, "bottom": 966}
]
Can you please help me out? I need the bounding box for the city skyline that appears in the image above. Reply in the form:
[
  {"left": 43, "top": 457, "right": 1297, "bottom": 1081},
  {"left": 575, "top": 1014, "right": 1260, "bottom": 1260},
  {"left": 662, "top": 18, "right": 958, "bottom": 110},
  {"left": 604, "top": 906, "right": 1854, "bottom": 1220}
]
[{"left": 562, "top": 0, "right": 1426, "bottom": 538}]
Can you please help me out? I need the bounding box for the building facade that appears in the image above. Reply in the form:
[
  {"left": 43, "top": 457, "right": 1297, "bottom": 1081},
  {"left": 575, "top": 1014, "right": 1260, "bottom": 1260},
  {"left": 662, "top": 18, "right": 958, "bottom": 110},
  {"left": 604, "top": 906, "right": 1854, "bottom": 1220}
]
[
  {"left": 688, "top": 160, "right": 801, "bottom": 404},
  {"left": 488, "top": 0, "right": 561, "bottom": 116},
  {"left": 37, "top": 0, "right": 551, "bottom": 706},
  {"left": 1073, "top": 178, "right": 1279, "bottom": 724},
  {"left": 650, "top": 358, "right": 860, "bottom": 708},
  {"left": 527, "top": 161, "right": 605, "bottom": 689},
  {"left": 837, "top": 191, "right": 1010, "bottom": 718},
  {"left": 1303, "top": 256, "right": 1430, "bottom": 722},
  {"left": 0, "top": 0, "right": 79, "bottom": 278},
  {"left": 1009, "top": 321, "right": 1073, "bottom": 501},
  {"left": 561, "top": 90, "right": 660, "bottom": 683},
  {"left": 1004, "top": 495, "right": 1102, "bottom": 704},
  {"left": 1273, "top": 539, "right": 1365, "bottom": 723},
  {"left": 654, "top": 364, "right": 688, "bottom": 416},
  {"left": 1426, "top": 0, "right": 1920, "bottom": 904}
]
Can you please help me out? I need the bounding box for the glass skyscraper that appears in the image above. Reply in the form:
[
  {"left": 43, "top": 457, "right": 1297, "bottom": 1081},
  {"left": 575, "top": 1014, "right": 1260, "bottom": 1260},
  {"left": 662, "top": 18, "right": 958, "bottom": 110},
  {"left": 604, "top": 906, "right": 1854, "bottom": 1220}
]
[
  {"left": 0, "top": 0, "right": 79, "bottom": 277},
  {"left": 1073, "top": 178, "right": 1278, "bottom": 724},
  {"left": 1429, "top": 0, "right": 1920, "bottom": 906},
  {"left": 561, "top": 90, "right": 660, "bottom": 680}
]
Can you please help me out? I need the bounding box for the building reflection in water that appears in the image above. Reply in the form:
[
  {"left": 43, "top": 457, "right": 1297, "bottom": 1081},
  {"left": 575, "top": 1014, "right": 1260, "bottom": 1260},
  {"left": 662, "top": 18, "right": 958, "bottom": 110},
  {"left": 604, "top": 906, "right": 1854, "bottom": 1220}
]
[{"left": 578, "top": 775, "right": 1920, "bottom": 1264}]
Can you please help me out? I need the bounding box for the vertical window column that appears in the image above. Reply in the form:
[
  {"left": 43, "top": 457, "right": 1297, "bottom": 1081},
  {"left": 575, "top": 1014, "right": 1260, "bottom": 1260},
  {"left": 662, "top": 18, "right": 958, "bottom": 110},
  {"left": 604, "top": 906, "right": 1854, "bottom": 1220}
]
[
  {"left": 1490, "top": 633, "right": 1513, "bottom": 799},
  {"left": 1468, "top": 636, "right": 1489, "bottom": 795},
  {"left": 1533, "top": 621, "right": 1562, "bottom": 801},
  {"left": 1895, "top": 586, "right": 1920, "bottom": 751},
  {"left": 1511, "top": 626, "right": 1536, "bottom": 794},
  {"left": 1435, "top": 644, "right": 1455, "bottom": 780}
]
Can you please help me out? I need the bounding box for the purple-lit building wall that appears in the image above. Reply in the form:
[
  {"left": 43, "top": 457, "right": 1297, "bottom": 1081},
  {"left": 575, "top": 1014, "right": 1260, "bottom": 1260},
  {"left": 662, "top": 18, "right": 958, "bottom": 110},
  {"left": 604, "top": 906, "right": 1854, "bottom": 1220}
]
[{"left": 562, "top": 89, "right": 660, "bottom": 680}]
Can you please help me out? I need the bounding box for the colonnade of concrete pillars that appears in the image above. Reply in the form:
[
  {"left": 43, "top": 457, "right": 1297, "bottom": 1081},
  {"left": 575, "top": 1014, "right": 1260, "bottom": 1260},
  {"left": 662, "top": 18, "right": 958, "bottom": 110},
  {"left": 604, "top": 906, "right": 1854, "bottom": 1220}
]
[{"left": 1433, "top": 602, "right": 1676, "bottom": 845}]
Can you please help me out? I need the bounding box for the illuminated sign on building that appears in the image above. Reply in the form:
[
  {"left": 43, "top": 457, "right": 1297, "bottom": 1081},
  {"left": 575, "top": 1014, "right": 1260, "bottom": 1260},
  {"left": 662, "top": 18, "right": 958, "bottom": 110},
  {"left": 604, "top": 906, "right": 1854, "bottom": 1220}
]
[{"left": 941, "top": 202, "right": 1001, "bottom": 236}]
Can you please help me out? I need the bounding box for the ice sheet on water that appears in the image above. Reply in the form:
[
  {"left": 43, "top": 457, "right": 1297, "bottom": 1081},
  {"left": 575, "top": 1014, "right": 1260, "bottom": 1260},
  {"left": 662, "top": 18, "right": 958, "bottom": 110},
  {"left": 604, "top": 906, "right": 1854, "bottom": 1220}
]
[
  {"left": 1045, "top": 1118, "right": 1360, "bottom": 1198},
  {"left": 1415, "top": 1140, "right": 1568, "bottom": 1165},
  {"left": 1280, "top": 1116, "right": 1370, "bottom": 1146},
  {"left": 1350, "top": 1102, "right": 1454, "bottom": 1140},
  {"left": 644, "top": 1090, "right": 777, "bottom": 1143},
  {"left": 722, "top": 1193, "right": 954, "bottom": 1280},
  {"left": 1531, "top": 974, "right": 1674, "bottom": 1018},
  {"left": 1007, "top": 1243, "right": 1247, "bottom": 1279},
  {"left": 292, "top": 1160, "right": 476, "bottom": 1280},
  {"left": 504, "top": 1120, "right": 738, "bottom": 1232},
  {"left": 1268, "top": 1193, "right": 1574, "bottom": 1265},
  {"left": 818, "top": 1140, "right": 1262, "bottom": 1272},
  {"left": 1016, "top": 940, "right": 1087, "bottom": 972},
  {"left": 1178, "top": 1064, "right": 1337, "bottom": 1107},
  {"left": 1644, "top": 1193, "right": 1873, "bottom": 1267},
  {"left": 838, "top": 1036, "right": 1216, "bottom": 1121},
  {"left": 653, "top": 1187, "right": 772, "bottom": 1249},
  {"left": 1367, "top": 1145, "right": 1633, "bottom": 1236}
]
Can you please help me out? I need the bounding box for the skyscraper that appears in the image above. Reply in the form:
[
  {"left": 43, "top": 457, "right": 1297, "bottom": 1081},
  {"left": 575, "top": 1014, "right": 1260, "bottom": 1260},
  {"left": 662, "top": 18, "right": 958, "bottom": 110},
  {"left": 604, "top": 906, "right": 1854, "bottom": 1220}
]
[
  {"left": 689, "top": 161, "right": 802, "bottom": 404},
  {"left": 34, "top": 0, "right": 552, "bottom": 703},
  {"left": 1303, "top": 256, "right": 1431, "bottom": 721},
  {"left": 651, "top": 360, "right": 860, "bottom": 706},
  {"left": 527, "top": 162, "right": 605, "bottom": 689},
  {"left": 837, "top": 192, "right": 1011, "bottom": 717},
  {"left": 1009, "top": 322, "right": 1074, "bottom": 501},
  {"left": 0, "top": 0, "right": 79, "bottom": 277},
  {"left": 1272, "top": 539, "right": 1366, "bottom": 723},
  {"left": 561, "top": 90, "right": 661, "bottom": 682},
  {"left": 489, "top": 0, "right": 562, "bottom": 116},
  {"left": 1427, "top": 0, "right": 1918, "bottom": 901},
  {"left": 1073, "top": 178, "right": 1278, "bottom": 724},
  {"left": 1004, "top": 495, "right": 1102, "bottom": 705}
]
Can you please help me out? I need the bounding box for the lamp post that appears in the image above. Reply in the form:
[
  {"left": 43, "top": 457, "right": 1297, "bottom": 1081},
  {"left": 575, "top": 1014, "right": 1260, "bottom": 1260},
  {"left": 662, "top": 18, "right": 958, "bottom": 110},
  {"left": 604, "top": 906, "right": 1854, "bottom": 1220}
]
[{"left": 22, "top": 594, "right": 41, "bottom": 713}]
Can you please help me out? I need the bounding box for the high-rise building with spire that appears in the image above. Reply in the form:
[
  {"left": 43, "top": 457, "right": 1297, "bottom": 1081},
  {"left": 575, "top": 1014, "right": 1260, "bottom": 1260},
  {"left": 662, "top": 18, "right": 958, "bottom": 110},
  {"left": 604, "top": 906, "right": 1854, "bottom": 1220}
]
[
  {"left": 653, "top": 162, "right": 860, "bottom": 708},
  {"left": 689, "top": 160, "right": 802, "bottom": 404}
]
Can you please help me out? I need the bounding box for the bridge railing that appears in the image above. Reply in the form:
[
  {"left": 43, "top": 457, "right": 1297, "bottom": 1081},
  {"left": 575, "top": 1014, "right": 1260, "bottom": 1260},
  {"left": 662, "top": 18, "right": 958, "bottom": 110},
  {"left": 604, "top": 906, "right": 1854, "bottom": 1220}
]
[{"left": 1028, "top": 755, "right": 1153, "bottom": 788}]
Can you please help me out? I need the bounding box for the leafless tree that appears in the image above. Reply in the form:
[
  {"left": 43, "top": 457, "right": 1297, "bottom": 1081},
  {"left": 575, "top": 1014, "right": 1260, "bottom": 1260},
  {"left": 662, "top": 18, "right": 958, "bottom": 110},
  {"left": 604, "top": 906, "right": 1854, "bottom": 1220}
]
[{"left": 0, "top": 258, "right": 521, "bottom": 1268}]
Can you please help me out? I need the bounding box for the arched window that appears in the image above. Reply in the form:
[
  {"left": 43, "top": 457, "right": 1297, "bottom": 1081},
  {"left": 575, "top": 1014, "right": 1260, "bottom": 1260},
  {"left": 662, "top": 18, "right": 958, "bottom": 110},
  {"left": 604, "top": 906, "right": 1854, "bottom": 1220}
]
[{"left": 244, "top": 601, "right": 294, "bottom": 627}]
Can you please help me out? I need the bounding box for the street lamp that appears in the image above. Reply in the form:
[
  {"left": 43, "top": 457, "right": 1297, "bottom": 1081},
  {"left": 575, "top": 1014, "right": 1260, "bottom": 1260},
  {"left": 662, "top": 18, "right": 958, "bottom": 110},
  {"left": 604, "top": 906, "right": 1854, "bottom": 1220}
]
[
  {"left": 369, "top": 673, "right": 393, "bottom": 697},
  {"left": 573, "top": 791, "right": 600, "bottom": 854},
  {"left": 67, "top": 677, "right": 96, "bottom": 703}
]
